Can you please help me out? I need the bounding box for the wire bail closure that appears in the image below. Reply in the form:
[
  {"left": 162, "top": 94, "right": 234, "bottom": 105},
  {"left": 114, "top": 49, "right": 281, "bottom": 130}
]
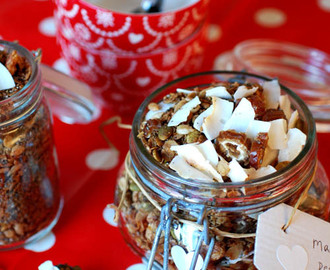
[{"left": 147, "top": 199, "right": 215, "bottom": 270}]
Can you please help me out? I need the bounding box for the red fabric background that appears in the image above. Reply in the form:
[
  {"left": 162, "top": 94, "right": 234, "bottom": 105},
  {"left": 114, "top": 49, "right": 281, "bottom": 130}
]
[{"left": 0, "top": 0, "right": 329, "bottom": 269}]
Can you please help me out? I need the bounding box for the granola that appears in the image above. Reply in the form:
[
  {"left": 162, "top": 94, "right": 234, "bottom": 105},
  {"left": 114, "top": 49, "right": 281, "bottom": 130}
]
[{"left": 138, "top": 81, "right": 304, "bottom": 182}]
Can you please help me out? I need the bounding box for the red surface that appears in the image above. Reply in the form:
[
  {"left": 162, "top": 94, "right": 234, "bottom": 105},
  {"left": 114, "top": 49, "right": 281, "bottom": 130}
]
[{"left": 0, "top": 0, "right": 330, "bottom": 269}]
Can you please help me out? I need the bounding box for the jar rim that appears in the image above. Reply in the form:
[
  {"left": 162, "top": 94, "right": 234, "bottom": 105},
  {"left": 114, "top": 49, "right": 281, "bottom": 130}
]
[
  {"left": 131, "top": 70, "right": 316, "bottom": 189},
  {"left": 0, "top": 40, "right": 41, "bottom": 127},
  {"left": 0, "top": 40, "right": 38, "bottom": 105}
]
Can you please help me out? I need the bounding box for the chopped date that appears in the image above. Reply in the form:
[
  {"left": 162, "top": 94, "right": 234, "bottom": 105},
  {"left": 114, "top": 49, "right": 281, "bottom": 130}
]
[
  {"left": 246, "top": 93, "right": 266, "bottom": 119},
  {"left": 249, "top": 133, "right": 269, "bottom": 169},
  {"left": 216, "top": 130, "right": 251, "bottom": 166},
  {"left": 262, "top": 109, "right": 286, "bottom": 121}
]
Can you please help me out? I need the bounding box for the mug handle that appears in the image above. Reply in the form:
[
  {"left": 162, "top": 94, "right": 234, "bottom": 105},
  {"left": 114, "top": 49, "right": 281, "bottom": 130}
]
[{"left": 40, "top": 63, "right": 99, "bottom": 124}]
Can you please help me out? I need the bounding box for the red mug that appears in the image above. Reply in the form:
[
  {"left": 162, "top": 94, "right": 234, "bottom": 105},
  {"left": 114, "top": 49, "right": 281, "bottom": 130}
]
[
  {"left": 53, "top": 0, "right": 209, "bottom": 54},
  {"left": 56, "top": 21, "right": 209, "bottom": 115}
]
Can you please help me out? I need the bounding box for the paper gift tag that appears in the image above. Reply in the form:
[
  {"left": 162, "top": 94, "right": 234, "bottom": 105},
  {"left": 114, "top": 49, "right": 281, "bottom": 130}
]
[{"left": 254, "top": 203, "right": 330, "bottom": 270}]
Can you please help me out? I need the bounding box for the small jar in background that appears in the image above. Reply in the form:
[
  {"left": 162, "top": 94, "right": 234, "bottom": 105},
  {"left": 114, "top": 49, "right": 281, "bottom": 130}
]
[
  {"left": 0, "top": 41, "right": 62, "bottom": 250},
  {"left": 115, "top": 71, "right": 330, "bottom": 269},
  {"left": 214, "top": 39, "right": 330, "bottom": 132}
]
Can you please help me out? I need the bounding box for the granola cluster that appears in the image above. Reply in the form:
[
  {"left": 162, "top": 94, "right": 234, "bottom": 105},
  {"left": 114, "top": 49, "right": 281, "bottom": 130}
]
[{"left": 0, "top": 48, "right": 60, "bottom": 245}]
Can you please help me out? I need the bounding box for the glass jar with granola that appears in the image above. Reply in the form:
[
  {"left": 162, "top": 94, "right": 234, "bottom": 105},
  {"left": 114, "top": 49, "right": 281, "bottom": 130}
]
[
  {"left": 115, "top": 71, "right": 330, "bottom": 269},
  {"left": 0, "top": 41, "right": 62, "bottom": 250}
]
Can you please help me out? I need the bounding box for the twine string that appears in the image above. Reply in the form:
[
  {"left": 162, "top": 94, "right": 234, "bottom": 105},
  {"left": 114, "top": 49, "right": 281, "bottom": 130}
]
[
  {"left": 99, "top": 116, "right": 132, "bottom": 153},
  {"left": 281, "top": 163, "right": 317, "bottom": 232}
]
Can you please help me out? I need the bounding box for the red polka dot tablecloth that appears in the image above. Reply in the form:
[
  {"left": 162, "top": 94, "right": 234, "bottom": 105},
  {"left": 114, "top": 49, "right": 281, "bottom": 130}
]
[{"left": 0, "top": 0, "right": 330, "bottom": 269}]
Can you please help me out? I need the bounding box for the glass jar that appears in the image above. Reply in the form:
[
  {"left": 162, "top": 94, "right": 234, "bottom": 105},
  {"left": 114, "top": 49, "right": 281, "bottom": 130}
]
[
  {"left": 0, "top": 40, "right": 96, "bottom": 250},
  {"left": 214, "top": 39, "right": 330, "bottom": 132},
  {"left": 115, "top": 71, "right": 330, "bottom": 269},
  {"left": 0, "top": 41, "right": 62, "bottom": 250}
]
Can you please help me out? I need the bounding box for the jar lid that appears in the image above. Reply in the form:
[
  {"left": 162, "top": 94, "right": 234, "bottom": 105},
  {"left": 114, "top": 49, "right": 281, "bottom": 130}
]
[{"left": 214, "top": 39, "right": 330, "bottom": 132}]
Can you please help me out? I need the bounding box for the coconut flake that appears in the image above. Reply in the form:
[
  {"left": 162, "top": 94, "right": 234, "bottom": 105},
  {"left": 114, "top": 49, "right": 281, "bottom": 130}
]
[
  {"left": 246, "top": 120, "right": 271, "bottom": 139},
  {"left": 169, "top": 155, "right": 213, "bottom": 182},
  {"left": 195, "top": 140, "right": 219, "bottom": 166},
  {"left": 145, "top": 101, "right": 174, "bottom": 120},
  {"left": 223, "top": 98, "right": 255, "bottom": 132},
  {"left": 193, "top": 105, "right": 213, "bottom": 131},
  {"left": 244, "top": 167, "right": 257, "bottom": 179},
  {"left": 168, "top": 96, "right": 201, "bottom": 127},
  {"left": 268, "top": 119, "right": 288, "bottom": 149},
  {"left": 279, "top": 94, "right": 292, "bottom": 120},
  {"left": 246, "top": 165, "right": 276, "bottom": 180},
  {"left": 171, "top": 143, "right": 223, "bottom": 182},
  {"left": 202, "top": 97, "right": 234, "bottom": 140},
  {"left": 0, "top": 62, "right": 15, "bottom": 90},
  {"left": 177, "top": 88, "right": 196, "bottom": 94},
  {"left": 278, "top": 128, "right": 306, "bottom": 162},
  {"left": 233, "top": 85, "right": 258, "bottom": 101},
  {"left": 205, "top": 86, "right": 232, "bottom": 99},
  {"left": 288, "top": 110, "right": 299, "bottom": 129},
  {"left": 263, "top": 79, "right": 281, "bottom": 109},
  {"left": 228, "top": 159, "right": 248, "bottom": 182},
  {"left": 261, "top": 147, "right": 279, "bottom": 167}
]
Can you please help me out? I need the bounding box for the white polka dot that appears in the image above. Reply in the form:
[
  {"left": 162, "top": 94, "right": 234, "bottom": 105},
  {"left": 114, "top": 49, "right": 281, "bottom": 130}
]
[
  {"left": 318, "top": 0, "right": 330, "bottom": 11},
  {"left": 38, "top": 260, "right": 60, "bottom": 270},
  {"left": 255, "top": 8, "right": 286, "bottom": 28},
  {"left": 126, "top": 264, "right": 147, "bottom": 270},
  {"left": 103, "top": 204, "right": 118, "bottom": 227},
  {"left": 86, "top": 148, "right": 119, "bottom": 170},
  {"left": 24, "top": 231, "right": 56, "bottom": 252},
  {"left": 39, "top": 17, "right": 57, "bottom": 37},
  {"left": 53, "top": 58, "right": 71, "bottom": 75},
  {"left": 206, "top": 24, "right": 222, "bottom": 42}
]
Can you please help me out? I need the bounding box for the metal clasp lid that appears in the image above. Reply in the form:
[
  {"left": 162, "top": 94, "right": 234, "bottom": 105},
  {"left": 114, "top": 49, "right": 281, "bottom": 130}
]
[{"left": 147, "top": 199, "right": 215, "bottom": 270}]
